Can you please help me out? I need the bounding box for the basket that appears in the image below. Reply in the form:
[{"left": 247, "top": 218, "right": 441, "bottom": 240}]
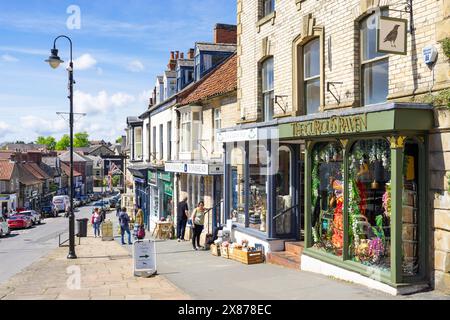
[
  {"left": 230, "top": 248, "right": 264, "bottom": 265},
  {"left": 220, "top": 246, "right": 230, "bottom": 259},
  {"left": 211, "top": 244, "right": 221, "bottom": 257}
]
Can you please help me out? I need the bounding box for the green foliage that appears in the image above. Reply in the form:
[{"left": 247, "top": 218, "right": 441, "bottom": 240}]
[
  {"left": 112, "top": 175, "right": 121, "bottom": 187},
  {"left": 36, "top": 136, "right": 56, "bottom": 150},
  {"left": 74, "top": 132, "right": 89, "bottom": 148},
  {"left": 418, "top": 89, "right": 450, "bottom": 108},
  {"left": 55, "top": 135, "right": 70, "bottom": 151},
  {"left": 441, "top": 37, "right": 450, "bottom": 59},
  {"left": 116, "top": 137, "right": 123, "bottom": 144},
  {"left": 371, "top": 215, "right": 386, "bottom": 241}
]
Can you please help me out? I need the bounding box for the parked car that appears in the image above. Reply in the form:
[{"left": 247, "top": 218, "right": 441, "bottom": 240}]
[
  {"left": 80, "top": 195, "right": 90, "bottom": 205},
  {"left": 73, "top": 199, "right": 81, "bottom": 208},
  {"left": 41, "top": 205, "right": 57, "bottom": 218},
  {"left": 108, "top": 199, "right": 117, "bottom": 209},
  {"left": 15, "top": 210, "right": 41, "bottom": 225},
  {"left": 52, "top": 195, "right": 70, "bottom": 213},
  {"left": 0, "top": 215, "right": 10, "bottom": 237},
  {"left": 8, "top": 215, "right": 33, "bottom": 229},
  {"left": 93, "top": 200, "right": 110, "bottom": 210}
]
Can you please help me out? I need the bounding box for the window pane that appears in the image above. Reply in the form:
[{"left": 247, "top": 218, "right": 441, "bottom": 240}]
[
  {"left": 192, "top": 122, "right": 200, "bottom": 151},
  {"left": 275, "top": 146, "right": 292, "bottom": 236},
  {"left": 348, "top": 139, "right": 391, "bottom": 271},
  {"left": 361, "top": 11, "right": 387, "bottom": 61},
  {"left": 249, "top": 141, "right": 268, "bottom": 232},
  {"left": 262, "top": 58, "right": 274, "bottom": 92},
  {"left": 362, "top": 59, "right": 388, "bottom": 105},
  {"left": 304, "top": 39, "right": 320, "bottom": 79},
  {"left": 230, "top": 148, "right": 245, "bottom": 225},
  {"left": 203, "top": 54, "right": 213, "bottom": 73},
  {"left": 263, "top": 0, "right": 274, "bottom": 17},
  {"left": 305, "top": 78, "right": 320, "bottom": 114},
  {"left": 264, "top": 91, "right": 274, "bottom": 121},
  {"left": 311, "top": 142, "right": 344, "bottom": 256}
]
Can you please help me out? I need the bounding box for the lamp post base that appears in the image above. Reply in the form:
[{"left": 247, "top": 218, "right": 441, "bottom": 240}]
[{"left": 67, "top": 252, "right": 78, "bottom": 260}]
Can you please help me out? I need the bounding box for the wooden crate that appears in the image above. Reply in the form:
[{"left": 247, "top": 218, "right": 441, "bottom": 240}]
[
  {"left": 211, "top": 244, "right": 221, "bottom": 257},
  {"left": 220, "top": 246, "right": 230, "bottom": 259},
  {"left": 230, "top": 248, "right": 264, "bottom": 265}
]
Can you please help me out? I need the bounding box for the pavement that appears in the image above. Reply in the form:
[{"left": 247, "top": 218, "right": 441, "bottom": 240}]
[{"left": 0, "top": 216, "right": 190, "bottom": 300}]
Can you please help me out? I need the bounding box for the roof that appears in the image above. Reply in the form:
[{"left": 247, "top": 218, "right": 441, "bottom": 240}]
[
  {"left": 196, "top": 42, "right": 237, "bottom": 53},
  {"left": 127, "top": 116, "right": 143, "bottom": 126},
  {"left": 58, "top": 151, "right": 91, "bottom": 163},
  {"left": 177, "top": 59, "right": 194, "bottom": 68},
  {"left": 0, "top": 160, "right": 15, "bottom": 180},
  {"left": 60, "top": 162, "right": 82, "bottom": 177},
  {"left": 179, "top": 53, "right": 237, "bottom": 106},
  {"left": 22, "top": 163, "right": 51, "bottom": 180},
  {"left": 165, "top": 70, "right": 177, "bottom": 78},
  {"left": 16, "top": 163, "right": 41, "bottom": 186},
  {"left": 0, "top": 151, "right": 14, "bottom": 160},
  {"left": 5, "top": 144, "right": 46, "bottom": 152}
]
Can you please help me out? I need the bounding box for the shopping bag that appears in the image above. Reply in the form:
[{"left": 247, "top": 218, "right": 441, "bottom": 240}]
[{"left": 137, "top": 226, "right": 146, "bottom": 240}]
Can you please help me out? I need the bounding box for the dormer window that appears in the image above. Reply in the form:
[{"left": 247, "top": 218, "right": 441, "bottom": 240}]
[{"left": 133, "top": 127, "right": 143, "bottom": 161}]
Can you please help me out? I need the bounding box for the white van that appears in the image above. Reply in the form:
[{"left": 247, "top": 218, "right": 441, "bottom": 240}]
[{"left": 52, "top": 196, "right": 70, "bottom": 213}]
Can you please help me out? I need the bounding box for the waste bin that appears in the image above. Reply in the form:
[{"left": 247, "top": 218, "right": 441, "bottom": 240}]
[{"left": 76, "top": 218, "right": 89, "bottom": 238}]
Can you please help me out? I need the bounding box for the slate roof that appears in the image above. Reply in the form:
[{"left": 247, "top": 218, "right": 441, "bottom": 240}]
[
  {"left": 22, "top": 163, "right": 51, "bottom": 180},
  {"left": 16, "top": 163, "right": 41, "bottom": 186},
  {"left": 196, "top": 42, "right": 237, "bottom": 53},
  {"left": 178, "top": 53, "right": 237, "bottom": 106},
  {"left": 58, "top": 151, "right": 89, "bottom": 163},
  {"left": 177, "top": 59, "right": 194, "bottom": 68}
]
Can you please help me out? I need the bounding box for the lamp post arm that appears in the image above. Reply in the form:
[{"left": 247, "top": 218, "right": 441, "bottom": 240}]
[{"left": 53, "top": 35, "right": 73, "bottom": 62}]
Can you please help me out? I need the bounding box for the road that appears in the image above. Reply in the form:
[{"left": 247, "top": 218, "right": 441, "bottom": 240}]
[{"left": 0, "top": 205, "right": 94, "bottom": 285}]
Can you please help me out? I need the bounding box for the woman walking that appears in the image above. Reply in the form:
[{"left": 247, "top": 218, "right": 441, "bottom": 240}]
[
  {"left": 92, "top": 208, "right": 102, "bottom": 238},
  {"left": 191, "top": 201, "right": 206, "bottom": 251},
  {"left": 134, "top": 209, "right": 145, "bottom": 240}
]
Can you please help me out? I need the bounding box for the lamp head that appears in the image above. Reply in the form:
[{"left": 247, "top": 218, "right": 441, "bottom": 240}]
[{"left": 45, "top": 48, "right": 64, "bottom": 69}]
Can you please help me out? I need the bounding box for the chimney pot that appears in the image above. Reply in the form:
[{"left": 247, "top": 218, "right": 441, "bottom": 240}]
[
  {"left": 180, "top": 52, "right": 184, "bottom": 59},
  {"left": 170, "top": 51, "right": 175, "bottom": 59}
]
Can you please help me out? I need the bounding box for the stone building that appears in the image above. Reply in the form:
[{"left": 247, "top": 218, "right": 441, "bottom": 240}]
[{"left": 218, "top": 0, "right": 450, "bottom": 294}]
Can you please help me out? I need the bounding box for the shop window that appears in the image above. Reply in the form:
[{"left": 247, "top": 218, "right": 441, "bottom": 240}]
[
  {"left": 249, "top": 141, "right": 269, "bottom": 232},
  {"left": 261, "top": 57, "right": 274, "bottom": 122},
  {"left": 275, "top": 146, "right": 293, "bottom": 236},
  {"left": 311, "top": 142, "right": 344, "bottom": 256},
  {"left": 303, "top": 38, "right": 320, "bottom": 114},
  {"left": 348, "top": 139, "right": 391, "bottom": 271},
  {"left": 230, "top": 147, "right": 246, "bottom": 225},
  {"left": 360, "top": 9, "right": 389, "bottom": 106},
  {"left": 402, "top": 140, "right": 420, "bottom": 276}
]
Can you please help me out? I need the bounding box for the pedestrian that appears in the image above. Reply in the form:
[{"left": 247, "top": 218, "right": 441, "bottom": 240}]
[
  {"left": 118, "top": 207, "right": 133, "bottom": 245},
  {"left": 177, "top": 197, "right": 189, "bottom": 242},
  {"left": 191, "top": 201, "right": 206, "bottom": 251},
  {"left": 91, "top": 208, "right": 102, "bottom": 238},
  {"left": 134, "top": 209, "right": 145, "bottom": 240}
]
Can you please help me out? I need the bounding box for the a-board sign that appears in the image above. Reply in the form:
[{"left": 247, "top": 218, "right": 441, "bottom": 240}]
[{"left": 132, "top": 239, "right": 157, "bottom": 277}]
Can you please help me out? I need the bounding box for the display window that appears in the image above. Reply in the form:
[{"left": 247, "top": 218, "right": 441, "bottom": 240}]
[
  {"left": 348, "top": 139, "right": 391, "bottom": 271},
  {"left": 311, "top": 142, "right": 344, "bottom": 256},
  {"left": 275, "top": 146, "right": 293, "bottom": 236},
  {"left": 249, "top": 141, "right": 269, "bottom": 232},
  {"left": 230, "top": 147, "right": 246, "bottom": 225}
]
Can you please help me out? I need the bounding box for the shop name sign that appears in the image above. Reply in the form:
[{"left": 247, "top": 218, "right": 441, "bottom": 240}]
[{"left": 292, "top": 114, "right": 368, "bottom": 137}]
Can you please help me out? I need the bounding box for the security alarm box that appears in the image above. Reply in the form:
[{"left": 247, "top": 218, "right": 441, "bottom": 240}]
[{"left": 422, "top": 45, "right": 438, "bottom": 65}]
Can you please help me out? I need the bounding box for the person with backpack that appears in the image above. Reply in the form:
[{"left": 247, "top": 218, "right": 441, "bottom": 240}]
[
  {"left": 118, "top": 207, "right": 132, "bottom": 245},
  {"left": 91, "top": 208, "right": 102, "bottom": 238}
]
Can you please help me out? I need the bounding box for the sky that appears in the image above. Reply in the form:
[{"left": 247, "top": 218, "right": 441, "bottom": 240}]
[{"left": 0, "top": 0, "right": 236, "bottom": 144}]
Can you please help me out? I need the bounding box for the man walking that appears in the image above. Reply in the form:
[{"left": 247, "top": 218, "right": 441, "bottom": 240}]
[
  {"left": 118, "top": 207, "right": 132, "bottom": 245},
  {"left": 177, "top": 197, "right": 189, "bottom": 242}
]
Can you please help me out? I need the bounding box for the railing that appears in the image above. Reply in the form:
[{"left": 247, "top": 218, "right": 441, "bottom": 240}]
[
  {"left": 272, "top": 204, "right": 299, "bottom": 221},
  {"left": 204, "top": 200, "right": 224, "bottom": 234}
]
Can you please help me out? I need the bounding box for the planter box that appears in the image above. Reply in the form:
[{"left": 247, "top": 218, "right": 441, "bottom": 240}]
[
  {"left": 211, "top": 244, "right": 221, "bottom": 257},
  {"left": 230, "top": 248, "right": 264, "bottom": 265},
  {"left": 220, "top": 246, "right": 230, "bottom": 259}
]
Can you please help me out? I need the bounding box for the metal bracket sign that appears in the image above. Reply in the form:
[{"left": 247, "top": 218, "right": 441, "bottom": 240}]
[{"left": 133, "top": 239, "right": 157, "bottom": 277}]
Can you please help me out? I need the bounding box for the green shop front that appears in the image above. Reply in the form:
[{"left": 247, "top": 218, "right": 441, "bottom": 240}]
[
  {"left": 278, "top": 103, "right": 433, "bottom": 294},
  {"left": 148, "top": 167, "right": 174, "bottom": 230}
]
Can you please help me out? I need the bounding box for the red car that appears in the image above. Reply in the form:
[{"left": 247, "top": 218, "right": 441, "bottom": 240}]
[{"left": 7, "top": 215, "right": 33, "bottom": 229}]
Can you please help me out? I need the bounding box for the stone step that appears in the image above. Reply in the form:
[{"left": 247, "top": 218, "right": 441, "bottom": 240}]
[
  {"left": 267, "top": 251, "right": 301, "bottom": 270},
  {"left": 285, "top": 242, "right": 304, "bottom": 256}
]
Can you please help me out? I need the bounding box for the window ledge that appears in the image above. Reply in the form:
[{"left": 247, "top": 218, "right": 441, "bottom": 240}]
[
  {"left": 232, "top": 224, "right": 278, "bottom": 241},
  {"left": 256, "top": 11, "right": 276, "bottom": 31},
  {"left": 236, "top": 118, "right": 258, "bottom": 125},
  {"left": 273, "top": 112, "right": 293, "bottom": 119}
]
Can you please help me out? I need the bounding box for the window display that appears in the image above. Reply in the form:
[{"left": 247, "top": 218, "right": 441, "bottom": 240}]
[
  {"left": 230, "top": 147, "right": 245, "bottom": 225},
  {"left": 348, "top": 139, "right": 391, "bottom": 271},
  {"left": 249, "top": 142, "right": 268, "bottom": 232},
  {"left": 311, "top": 142, "right": 344, "bottom": 256}
]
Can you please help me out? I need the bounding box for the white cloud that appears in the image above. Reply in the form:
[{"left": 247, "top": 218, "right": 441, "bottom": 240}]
[
  {"left": 127, "top": 60, "right": 145, "bottom": 72},
  {"left": 0, "top": 121, "right": 12, "bottom": 135},
  {"left": 74, "top": 90, "right": 136, "bottom": 115},
  {"left": 1, "top": 54, "right": 19, "bottom": 62},
  {"left": 72, "top": 53, "right": 97, "bottom": 71},
  {"left": 138, "top": 90, "right": 153, "bottom": 103},
  {"left": 20, "top": 116, "right": 67, "bottom": 135}
]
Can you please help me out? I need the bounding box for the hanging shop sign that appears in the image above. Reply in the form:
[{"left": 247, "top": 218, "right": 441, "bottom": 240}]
[
  {"left": 291, "top": 114, "right": 368, "bottom": 137},
  {"left": 377, "top": 16, "right": 408, "bottom": 55},
  {"left": 148, "top": 170, "right": 157, "bottom": 186}
]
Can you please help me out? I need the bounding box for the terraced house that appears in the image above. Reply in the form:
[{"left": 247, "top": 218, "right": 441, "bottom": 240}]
[{"left": 218, "top": 0, "right": 450, "bottom": 294}]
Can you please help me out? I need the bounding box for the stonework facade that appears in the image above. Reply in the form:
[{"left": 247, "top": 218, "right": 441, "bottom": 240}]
[{"left": 235, "top": 0, "right": 450, "bottom": 293}]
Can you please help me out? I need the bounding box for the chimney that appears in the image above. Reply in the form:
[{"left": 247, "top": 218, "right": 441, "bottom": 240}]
[
  {"left": 187, "top": 48, "right": 195, "bottom": 60},
  {"left": 168, "top": 51, "right": 177, "bottom": 71},
  {"left": 214, "top": 23, "right": 237, "bottom": 44},
  {"left": 180, "top": 52, "right": 184, "bottom": 59},
  {"left": 175, "top": 51, "right": 180, "bottom": 60}
]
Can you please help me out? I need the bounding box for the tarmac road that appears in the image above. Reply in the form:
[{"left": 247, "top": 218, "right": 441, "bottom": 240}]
[{"left": 0, "top": 205, "right": 93, "bottom": 285}]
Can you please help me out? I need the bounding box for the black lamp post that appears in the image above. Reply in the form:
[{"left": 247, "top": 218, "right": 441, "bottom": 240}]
[{"left": 46, "top": 35, "right": 77, "bottom": 260}]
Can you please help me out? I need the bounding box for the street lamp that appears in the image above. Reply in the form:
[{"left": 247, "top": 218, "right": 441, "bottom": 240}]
[{"left": 46, "top": 35, "right": 77, "bottom": 260}]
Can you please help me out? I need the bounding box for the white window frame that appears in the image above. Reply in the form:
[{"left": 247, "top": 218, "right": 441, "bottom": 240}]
[
  {"left": 179, "top": 105, "right": 203, "bottom": 160},
  {"left": 214, "top": 108, "right": 222, "bottom": 154},
  {"left": 134, "top": 127, "right": 143, "bottom": 160}
]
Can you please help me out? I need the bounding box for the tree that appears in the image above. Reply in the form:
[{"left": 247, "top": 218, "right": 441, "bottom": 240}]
[
  {"left": 55, "top": 135, "right": 70, "bottom": 151},
  {"left": 74, "top": 132, "right": 89, "bottom": 148},
  {"left": 116, "top": 137, "right": 123, "bottom": 144},
  {"left": 36, "top": 136, "right": 56, "bottom": 150}
]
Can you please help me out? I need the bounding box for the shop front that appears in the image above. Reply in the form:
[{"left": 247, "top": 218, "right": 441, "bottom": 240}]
[
  {"left": 277, "top": 103, "right": 433, "bottom": 294},
  {"left": 0, "top": 194, "right": 18, "bottom": 216},
  {"left": 128, "top": 166, "right": 149, "bottom": 227},
  {"left": 148, "top": 168, "right": 174, "bottom": 227}
]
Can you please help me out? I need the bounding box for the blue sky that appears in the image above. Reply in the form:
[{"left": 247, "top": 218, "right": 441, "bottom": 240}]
[{"left": 0, "top": 0, "right": 236, "bottom": 143}]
